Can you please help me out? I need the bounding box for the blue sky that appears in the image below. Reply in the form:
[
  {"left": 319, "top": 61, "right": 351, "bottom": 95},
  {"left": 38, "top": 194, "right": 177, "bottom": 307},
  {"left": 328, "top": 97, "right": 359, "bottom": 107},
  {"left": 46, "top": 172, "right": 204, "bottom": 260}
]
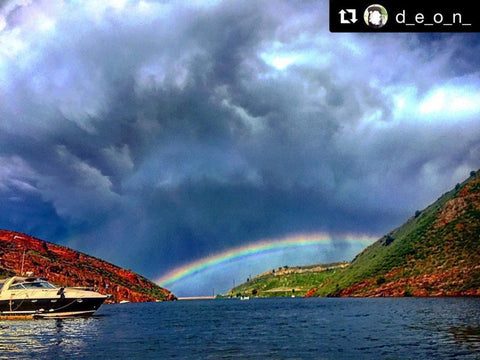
[{"left": 1, "top": 0, "right": 479, "bottom": 296}]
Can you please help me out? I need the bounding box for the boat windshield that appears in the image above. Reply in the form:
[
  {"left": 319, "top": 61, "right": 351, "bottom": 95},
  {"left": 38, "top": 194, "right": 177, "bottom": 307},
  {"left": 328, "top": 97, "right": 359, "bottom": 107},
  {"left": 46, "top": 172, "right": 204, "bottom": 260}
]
[
  {"left": 25, "top": 281, "right": 57, "bottom": 289},
  {"left": 9, "top": 281, "right": 57, "bottom": 290}
]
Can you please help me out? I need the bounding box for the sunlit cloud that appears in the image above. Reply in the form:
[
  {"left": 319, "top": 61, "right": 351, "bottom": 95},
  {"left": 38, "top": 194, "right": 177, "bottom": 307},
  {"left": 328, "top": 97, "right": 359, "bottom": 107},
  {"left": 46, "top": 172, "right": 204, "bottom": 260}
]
[
  {"left": 419, "top": 86, "right": 480, "bottom": 118},
  {"left": 264, "top": 54, "right": 298, "bottom": 70}
]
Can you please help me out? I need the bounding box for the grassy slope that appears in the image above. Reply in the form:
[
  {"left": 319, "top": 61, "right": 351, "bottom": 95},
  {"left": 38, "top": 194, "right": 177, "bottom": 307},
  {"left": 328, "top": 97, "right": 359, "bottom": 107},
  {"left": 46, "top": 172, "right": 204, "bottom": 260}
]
[
  {"left": 314, "top": 171, "right": 480, "bottom": 297},
  {"left": 227, "top": 263, "right": 347, "bottom": 297}
]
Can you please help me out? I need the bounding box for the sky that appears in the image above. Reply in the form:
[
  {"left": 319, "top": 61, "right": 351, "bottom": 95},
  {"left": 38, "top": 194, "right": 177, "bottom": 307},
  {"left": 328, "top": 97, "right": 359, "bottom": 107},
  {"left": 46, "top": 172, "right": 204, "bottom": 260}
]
[{"left": 0, "top": 0, "right": 479, "bottom": 296}]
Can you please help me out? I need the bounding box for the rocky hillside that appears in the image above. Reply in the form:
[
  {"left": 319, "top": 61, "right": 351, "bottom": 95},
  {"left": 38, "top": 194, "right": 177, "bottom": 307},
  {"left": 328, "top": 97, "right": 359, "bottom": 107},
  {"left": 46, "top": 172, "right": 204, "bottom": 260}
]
[
  {"left": 0, "top": 230, "right": 176, "bottom": 302},
  {"left": 309, "top": 170, "right": 480, "bottom": 297}
]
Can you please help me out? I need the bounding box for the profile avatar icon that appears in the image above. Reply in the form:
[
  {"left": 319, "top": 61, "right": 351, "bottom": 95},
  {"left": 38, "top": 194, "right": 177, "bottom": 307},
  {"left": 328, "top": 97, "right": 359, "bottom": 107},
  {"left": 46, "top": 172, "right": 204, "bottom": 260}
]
[{"left": 364, "top": 4, "right": 388, "bottom": 29}]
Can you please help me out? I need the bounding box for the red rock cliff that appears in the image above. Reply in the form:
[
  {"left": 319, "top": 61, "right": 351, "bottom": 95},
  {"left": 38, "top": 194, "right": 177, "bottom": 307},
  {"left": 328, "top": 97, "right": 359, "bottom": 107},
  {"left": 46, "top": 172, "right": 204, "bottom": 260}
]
[{"left": 0, "top": 229, "right": 176, "bottom": 303}]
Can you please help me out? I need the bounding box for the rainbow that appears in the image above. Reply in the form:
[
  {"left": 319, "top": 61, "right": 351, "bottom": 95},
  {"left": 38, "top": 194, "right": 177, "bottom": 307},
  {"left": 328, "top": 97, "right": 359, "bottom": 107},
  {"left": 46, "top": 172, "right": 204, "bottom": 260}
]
[{"left": 155, "top": 233, "right": 375, "bottom": 286}]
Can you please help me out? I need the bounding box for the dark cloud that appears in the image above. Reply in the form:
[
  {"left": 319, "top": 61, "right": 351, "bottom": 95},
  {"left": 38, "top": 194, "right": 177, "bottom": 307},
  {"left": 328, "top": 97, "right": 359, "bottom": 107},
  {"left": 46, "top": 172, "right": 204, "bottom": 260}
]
[{"left": 1, "top": 0, "right": 479, "bottom": 291}]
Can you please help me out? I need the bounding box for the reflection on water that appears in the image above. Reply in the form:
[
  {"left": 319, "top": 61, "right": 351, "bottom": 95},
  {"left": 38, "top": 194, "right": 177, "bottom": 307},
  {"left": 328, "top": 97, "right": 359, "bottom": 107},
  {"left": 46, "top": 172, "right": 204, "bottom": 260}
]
[
  {"left": 450, "top": 326, "right": 480, "bottom": 352},
  {"left": 0, "top": 316, "right": 101, "bottom": 359},
  {"left": 451, "top": 326, "right": 480, "bottom": 342}
]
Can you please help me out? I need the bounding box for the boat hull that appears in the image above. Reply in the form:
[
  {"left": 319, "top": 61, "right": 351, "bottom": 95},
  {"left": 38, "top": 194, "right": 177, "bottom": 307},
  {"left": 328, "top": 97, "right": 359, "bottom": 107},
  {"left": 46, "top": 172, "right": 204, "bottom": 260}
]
[{"left": 0, "top": 296, "right": 106, "bottom": 317}]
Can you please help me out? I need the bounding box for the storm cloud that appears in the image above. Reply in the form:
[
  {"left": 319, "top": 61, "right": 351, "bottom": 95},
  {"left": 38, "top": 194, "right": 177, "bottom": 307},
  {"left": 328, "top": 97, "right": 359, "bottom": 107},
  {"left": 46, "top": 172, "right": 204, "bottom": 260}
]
[{"left": 1, "top": 0, "right": 479, "bottom": 294}]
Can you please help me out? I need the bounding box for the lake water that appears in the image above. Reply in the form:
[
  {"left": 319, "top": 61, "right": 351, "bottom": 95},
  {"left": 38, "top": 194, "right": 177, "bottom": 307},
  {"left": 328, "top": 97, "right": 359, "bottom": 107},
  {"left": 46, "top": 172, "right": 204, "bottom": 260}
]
[{"left": 1, "top": 297, "right": 479, "bottom": 359}]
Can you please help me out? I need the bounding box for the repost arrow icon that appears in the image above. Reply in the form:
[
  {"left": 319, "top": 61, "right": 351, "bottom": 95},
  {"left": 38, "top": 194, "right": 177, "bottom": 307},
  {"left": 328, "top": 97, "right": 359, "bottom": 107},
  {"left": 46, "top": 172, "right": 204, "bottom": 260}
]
[{"left": 339, "top": 9, "right": 357, "bottom": 24}]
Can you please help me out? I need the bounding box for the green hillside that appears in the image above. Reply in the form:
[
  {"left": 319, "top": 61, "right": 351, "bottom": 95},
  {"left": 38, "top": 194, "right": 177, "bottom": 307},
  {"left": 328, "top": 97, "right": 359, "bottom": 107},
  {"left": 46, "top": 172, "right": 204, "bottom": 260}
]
[
  {"left": 226, "top": 262, "right": 348, "bottom": 297},
  {"left": 310, "top": 170, "right": 480, "bottom": 297}
]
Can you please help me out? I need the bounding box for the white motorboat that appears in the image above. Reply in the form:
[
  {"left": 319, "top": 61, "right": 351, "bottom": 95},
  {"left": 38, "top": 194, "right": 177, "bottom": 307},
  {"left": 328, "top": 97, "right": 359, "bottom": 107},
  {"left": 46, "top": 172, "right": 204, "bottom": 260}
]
[{"left": 0, "top": 276, "right": 108, "bottom": 318}]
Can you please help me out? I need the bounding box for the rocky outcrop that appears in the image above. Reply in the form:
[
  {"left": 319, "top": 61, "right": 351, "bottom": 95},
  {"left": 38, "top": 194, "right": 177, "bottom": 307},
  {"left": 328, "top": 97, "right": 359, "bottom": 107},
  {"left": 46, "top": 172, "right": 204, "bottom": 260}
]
[
  {"left": 337, "top": 266, "right": 480, "bottom": 297},
  {"left": 0, "top": 229, "right": 176, "bottom": 303}
]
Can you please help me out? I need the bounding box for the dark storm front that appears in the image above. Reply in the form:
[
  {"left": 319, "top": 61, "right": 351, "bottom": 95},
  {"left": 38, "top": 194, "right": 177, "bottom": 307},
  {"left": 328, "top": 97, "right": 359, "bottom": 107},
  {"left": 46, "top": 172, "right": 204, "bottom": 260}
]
[
  {"left": 1, "top": 298, "right": 479, "bottom": 359},
  {"left": 330, "top": 0, "right": 479, "bottom": 32}
]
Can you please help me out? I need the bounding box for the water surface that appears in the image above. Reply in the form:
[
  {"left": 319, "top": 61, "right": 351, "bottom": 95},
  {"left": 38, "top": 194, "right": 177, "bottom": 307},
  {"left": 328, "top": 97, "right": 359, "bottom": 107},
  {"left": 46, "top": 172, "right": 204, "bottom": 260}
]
[{"left": 1, "top": 297, "right": 479, "bottom": 359}]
